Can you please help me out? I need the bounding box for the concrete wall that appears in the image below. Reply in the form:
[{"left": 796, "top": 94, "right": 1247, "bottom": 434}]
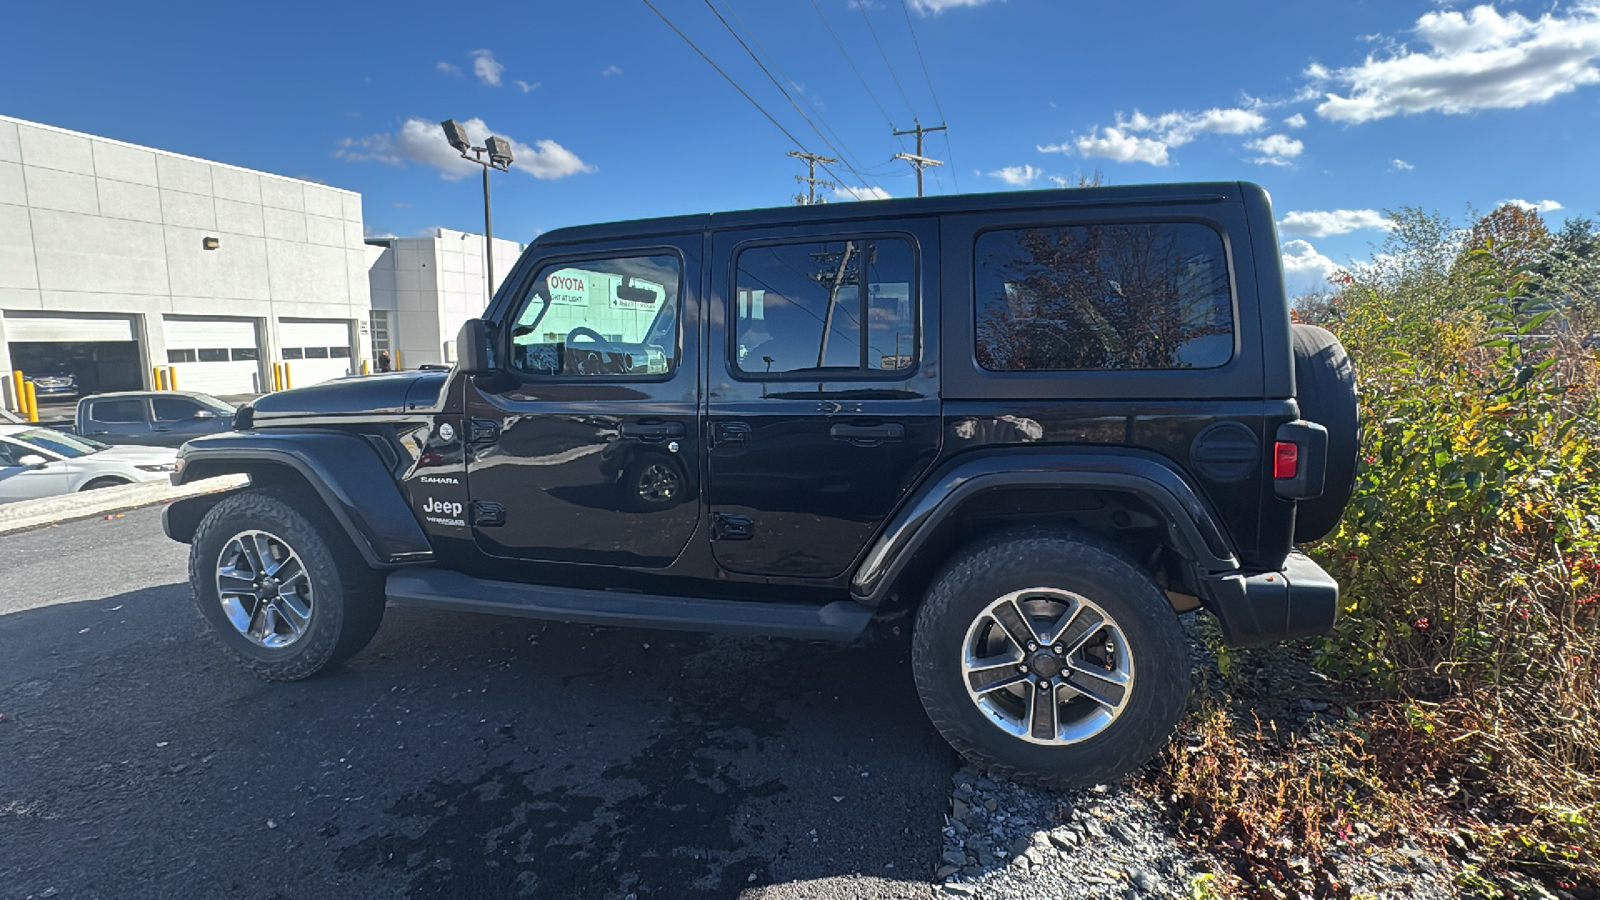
[
  {"left": 0, "top": 115, "right": 369, "bottom": 399},
  {"left": 366, "top": 228, "right": 524, "bottom": 368}
]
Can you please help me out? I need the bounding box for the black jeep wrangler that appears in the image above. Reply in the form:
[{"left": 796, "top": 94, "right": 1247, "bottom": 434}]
[{"left": 164, "top": 182, "right": 1357, "bottom": 788}]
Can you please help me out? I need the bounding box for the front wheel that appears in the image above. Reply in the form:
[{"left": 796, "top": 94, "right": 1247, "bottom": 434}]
[
  {"left": 189, "top": 490, "right": 386, "bottom": 680},
  {"left": 911, "top": 531, "right": 1190, "bottom": 788}
]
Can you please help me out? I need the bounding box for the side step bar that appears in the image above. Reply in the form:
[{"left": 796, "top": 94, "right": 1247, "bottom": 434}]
[{"left": 385, "top": 568, "right": 874, "bottom": 642}]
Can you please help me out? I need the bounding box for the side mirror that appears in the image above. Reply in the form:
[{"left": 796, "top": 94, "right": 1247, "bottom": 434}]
[
  {"left": 193, "top": 410, "right": 218, "bottom": 419},
  {"left": 18, "top": 454, "right": 48, "bottom": 469},
  {"left": 455, "top": 318, "right": 495, "bottom": 375}
]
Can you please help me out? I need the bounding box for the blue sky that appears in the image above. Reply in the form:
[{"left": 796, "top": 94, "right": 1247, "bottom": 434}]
[{"left": 4, "top": 0, "right": 1598, "bottom": 295}]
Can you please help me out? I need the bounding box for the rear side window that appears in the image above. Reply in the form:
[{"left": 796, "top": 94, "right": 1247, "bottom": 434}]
[
  {"left": 733, "top": 237, "right": 915, "bottom": 376},
  {"left": 974, "top": 223, "right": 1233, "bottom": 371},
  {"left": 90, "top": 399, "right": 145, "bottom": 423}
]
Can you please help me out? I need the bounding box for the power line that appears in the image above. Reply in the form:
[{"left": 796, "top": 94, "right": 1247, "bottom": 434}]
[
  {"left": 809, "top": 0, "right": 896, "bottom": 129},
  {"left": 703, "top": 0, "right": 882, "bottom": 194},
  {"left": 640, "top": 0, "right": 856, "bottom": 196},
  {"left": 897, "top": 0, "right": 958, "bottom": 191},
  {"left": 855, "top": 0, "right": 919, "bottom": 121}
]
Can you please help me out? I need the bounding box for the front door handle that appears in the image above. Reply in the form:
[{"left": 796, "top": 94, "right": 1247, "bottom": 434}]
[
  {"left": 620, "top": 421, "right": 685, "bottom": 440},
  {"left": 829, "top": 422, "right": 905, "bottom": 442}
]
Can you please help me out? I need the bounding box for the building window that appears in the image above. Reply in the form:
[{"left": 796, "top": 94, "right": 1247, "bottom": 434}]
[
  {"left": 167, "top": 349, "right": 197, "bottom": 363},
  {"left": 304, "top": 347, "right": 330, "bottom": 359},
  {"left": 733, "top": 237, "right": 916, "bottom": 376},
  {"left": 231, "top": 348, "right": 259, "bottom": 361},
  {"left": 974, "top": 223, "right": 1235, "bottom": 371},
  {"left": 283, "top": 348, "right": 304, "bottom": 360},
  {"left": 197, "top": 348, "right": 230, "bottom": 362},
  {"left": 329, "top": 346, "right": 351, "bottom": 359},
  {"left": 369, "top": 311, "right": 390, "bottom": 353}
]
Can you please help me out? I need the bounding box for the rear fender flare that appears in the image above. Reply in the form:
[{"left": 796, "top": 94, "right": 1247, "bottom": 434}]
[
  {"left": 167, "top": 431, "right": 434, "bottom": 568},
  {"left": 850, "top": 449, "right": 1239, "bottom": 605}
]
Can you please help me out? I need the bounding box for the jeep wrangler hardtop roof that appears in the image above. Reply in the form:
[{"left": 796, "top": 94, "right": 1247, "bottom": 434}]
[{"left": 531, "top": 181, "right": 1254, "bottom": 248}]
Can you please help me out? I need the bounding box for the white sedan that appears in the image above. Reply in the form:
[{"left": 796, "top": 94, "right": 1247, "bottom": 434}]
[{"left": 0, "top": 424, "right": 178, "bottom": 502}]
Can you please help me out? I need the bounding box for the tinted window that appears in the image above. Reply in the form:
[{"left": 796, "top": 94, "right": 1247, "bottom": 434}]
[
  {"left": 0, "top": 441, "right": 24, "bottom": 467},
  {"left": 329, "top": 346, "right": 351, "bottom": 359},
  {"left": 198, "top": 348, "right": 230, "bottom": 362},
  {"left": 91, "top": 399, "right": 146, "bottom": 423},
  {"left": 152, "top": 398, "right": 203, "bottom": 421},
  {"left": 232, "top": 347, "right": 259, "bottom": 361},
  {"left": 12, "top": 428, "right": 107, "bottom": 457},
  {"left": 167, "top": 349, "right": 197, "bottom": 363},
  {"left": 974, "top": 223, "right": 1233, "bottom": 371},
  {"left": 734, "top": 237, "right": 915, "bottom": 376},
  {"left": 282, "top": 348, "right": 304, "bottom": 360},
  {"left": 508, "top": 255, "right": 680, "bottom": 377},
  {"left": 304, "top": 347, "right": 329, "bottom": 359}
]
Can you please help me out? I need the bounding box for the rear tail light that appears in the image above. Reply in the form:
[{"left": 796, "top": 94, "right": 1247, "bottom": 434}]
[{"left": 1274, "top": 441, "right": 1299, "bottom": 479}]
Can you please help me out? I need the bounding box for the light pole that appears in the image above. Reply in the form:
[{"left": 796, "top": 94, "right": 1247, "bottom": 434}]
[{"left": 440, "top": 120, "right": 514, "bottom": 302}]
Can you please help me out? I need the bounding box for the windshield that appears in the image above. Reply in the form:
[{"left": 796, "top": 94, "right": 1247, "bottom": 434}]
[
  {"left": 189, "top": 393, "right": 237, "bottom": 414},
  {"left": 11, "top": 429, "right": 110, "bottom": 458}
]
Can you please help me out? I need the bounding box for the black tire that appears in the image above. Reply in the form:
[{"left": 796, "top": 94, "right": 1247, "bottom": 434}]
[
  {"left": 80, "top": 477, "right": 131, "bottom": 491},
  {"left": 1291, "top": 324, "right": 1360, "bottom": 543},
  {"left": 911, "top": 530, "right": 1190, "bottom": 789},
  {"left": 189, "top": 489, "right": 385, "bottom": 681}
]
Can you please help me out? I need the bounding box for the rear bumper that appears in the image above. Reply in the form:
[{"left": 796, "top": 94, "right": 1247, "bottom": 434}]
[{"left": 1201, "top": 550, "right": 1338, "bottom": 647}]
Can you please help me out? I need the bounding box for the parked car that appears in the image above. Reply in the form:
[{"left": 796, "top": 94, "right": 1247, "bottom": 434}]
[
  {"left": 163, "top": 183, "right": 1359, "bottom": 788},
  {"left": 24, "top": 369, "right": 78, "bottom": 400},
  {"left": 74, "top": 391, "right": 235, "bottom": 447},
  {"left": 0, "top": 425, "right": 178, "bottom": 502}
]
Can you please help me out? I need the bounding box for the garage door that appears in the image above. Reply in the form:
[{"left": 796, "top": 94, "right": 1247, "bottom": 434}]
[
  {"left": 278, "top": 319, "right": 354, "bottom": 387},
  {"left": 5, "top": 313, "right": 137, "bottom": 343},
  {"left": 164, "top": 317, "right": 261, "bottom": 395},
  {"left": 3, "top": 312, "right": 144, "bottom": 396}
]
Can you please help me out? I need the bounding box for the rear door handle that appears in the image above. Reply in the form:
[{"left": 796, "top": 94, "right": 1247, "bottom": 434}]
[
  {"left": 619, "top": 421, "right": 685, "bottom": 440},
  {"left": 829, "top": 422, "right": 905, "bottom": 442}
]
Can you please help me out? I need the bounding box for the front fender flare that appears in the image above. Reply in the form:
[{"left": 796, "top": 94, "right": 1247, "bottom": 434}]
[
  {"left": 166, "top": 431, "right": 433, "bottom": 568},
  {"left": 850, "top": 448, "right": 1239, "bottom": 605}
]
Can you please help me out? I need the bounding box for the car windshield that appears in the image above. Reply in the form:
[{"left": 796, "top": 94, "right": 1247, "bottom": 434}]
[
  {"left": 10, "top": 429, "right": 109, "bottom": 458},
  {"left": 188, "top": 393, "right": 237, "bottom": 415}
]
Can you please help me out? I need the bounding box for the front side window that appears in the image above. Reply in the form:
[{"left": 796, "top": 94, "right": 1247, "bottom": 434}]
[
  {"left": 508, "top": 254, "right": 680, "bottom": 377},
  {"left": 974, "top": 223, "right": 1234, "bottom": 371},
  {"left": 152, "top": 398, "right": 203, "bottom": 421},
  {"left": 733, "top": 237, "right": 915, "bottom": 376}
]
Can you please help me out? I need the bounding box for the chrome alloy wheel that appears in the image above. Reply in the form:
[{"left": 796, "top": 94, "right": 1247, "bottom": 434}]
[
  {"left": 637, "top": 462, "right": 680, "bottom": 502},
  {"left": 961, "top": 588, "right": 1135, "bottom": 745},
  {"left": 216, "top": 530, "right": 314, "bottom": 649}
]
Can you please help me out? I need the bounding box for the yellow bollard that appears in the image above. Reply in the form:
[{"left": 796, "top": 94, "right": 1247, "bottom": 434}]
[
  {"left": 10, "top": 369, "right": 23, "bottom": 412},
  {"left": 283, "top": 363, "right": 292, "bottom": 390},
  {"left": 24, "top": 381, "right": 38, "bottom": 423},
  {"left": 152, "top": 366, "right": 164, "bottom": 390},
  {"left": 167, "top": 367, "right": 178, "bottom": 391},
  {"left": 361, "top": 359, "right": 370, "bottom": 376}
]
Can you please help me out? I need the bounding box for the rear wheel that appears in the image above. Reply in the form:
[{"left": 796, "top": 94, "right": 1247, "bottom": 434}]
[
  {"left": 912, "top": 531, "right": 1190, "bottom": 788},
  {"left": 189, "top": 489, "right": 385, "bottom": 680}
]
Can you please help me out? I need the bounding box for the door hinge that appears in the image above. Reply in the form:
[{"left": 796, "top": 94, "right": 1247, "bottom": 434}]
[
  {"left": 471, "top": 501, "right": 506, "bottom": 527},
  {"left": 711, "top": 512, "right": 754, "bottom": 541},
  {"left": 468, "top": 418, "right": 500, "bottom": 446}
]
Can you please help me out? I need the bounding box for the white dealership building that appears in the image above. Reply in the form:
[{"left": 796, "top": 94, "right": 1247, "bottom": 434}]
[
  {"left": 0, "top": 114, "right": 373, "bottom": 406},
  {"left": 364, "top": 228, "right": 524, "bottom": 369}
]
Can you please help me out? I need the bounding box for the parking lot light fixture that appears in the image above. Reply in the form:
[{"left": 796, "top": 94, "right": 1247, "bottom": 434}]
[{"left": 439, "top": 120, "right": 515, "bottom": 303}]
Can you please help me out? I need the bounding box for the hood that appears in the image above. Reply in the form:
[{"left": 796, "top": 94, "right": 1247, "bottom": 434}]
[
  {"left": 90, "top": 445, "right": 180, "bottom": 464},
  {"left": 247, "top": 370, "right": 449, "bottom": 420}
]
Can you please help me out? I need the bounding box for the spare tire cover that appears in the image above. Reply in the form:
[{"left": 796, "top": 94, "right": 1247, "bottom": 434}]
[{"left": 1291, "top": 324, "right": 1359, "bottom": 543}]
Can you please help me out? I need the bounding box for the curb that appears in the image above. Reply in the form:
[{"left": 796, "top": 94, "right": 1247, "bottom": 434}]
[{"left": 0, "top": 475, "right": 248, "bottom": 536}]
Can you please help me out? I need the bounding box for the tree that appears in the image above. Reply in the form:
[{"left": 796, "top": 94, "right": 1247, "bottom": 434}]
[{"left": 1449, "top": 203, "right": 1553, "bottom": 306}]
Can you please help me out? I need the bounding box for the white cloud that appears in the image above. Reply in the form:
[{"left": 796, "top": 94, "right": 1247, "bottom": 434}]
[
  {"left": 1043, "top": 128, "right": 1171, "bottom": 166},
  {"left": 1278, "top": 208, "right": 1393, "bottom": 238},
  {"left": 1246, "top": 133, "right": 1304, "bottom": 166},
  {"left": 1391, "top": 158, "right": 1415, "bottom": 171},
  {"left": 363, "top": 225, "right": 397, "bottom": 239},
  {"left": 1281, "top": 239, "right": 1342, "bottom": 284},
  {"left": 337, "top": 117, "right": 595, "bottom": 181},
  {"left": 988, "top": 164, "right": 1042, "bottom": 186},
  {"left": 1312, "top": 3, "right": 1600, "bottom": 123},
  {"left": 470, "top": 49, "right": 504, "bottom": 86},
  {"left": 1284, "top": 113, "right": 1308, "bottom": 128},
  {"left": 1501, "top": 197, "right": 1564, "bottom": 212},
  {"left": 514, "top": 79, "right": 540, "bottom": 93},
  {"left": 601, "top": 65, "right": 623, "bottom": 78},
  {"left": 435, "top": 61, "right": 461, "bottom": 76},
  {"left": 832, "top": 185, "right": 893, "bottom": 201},
  {"left": 1044, "top": 106, "right": 1266, "bottom": 167},
  {"left": 907, "top": 0, "right": 1001, "bottom": 13}
]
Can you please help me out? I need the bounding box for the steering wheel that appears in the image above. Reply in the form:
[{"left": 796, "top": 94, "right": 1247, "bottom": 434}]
[{"left": 565, "top": 326, "right": 626, "bottom": 374}]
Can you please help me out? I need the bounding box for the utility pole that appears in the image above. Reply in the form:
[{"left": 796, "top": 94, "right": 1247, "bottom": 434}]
[
  {"left": 788, "top": 150, "right": 837, "bottom": 205},
  {"left": 892, "top": 119, "right": 946, "bottom": 198}
]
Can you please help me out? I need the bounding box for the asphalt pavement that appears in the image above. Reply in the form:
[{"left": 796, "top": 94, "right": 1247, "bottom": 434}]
[{"left": 0, "top": 508, "right": 954, "bottom": 900}]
